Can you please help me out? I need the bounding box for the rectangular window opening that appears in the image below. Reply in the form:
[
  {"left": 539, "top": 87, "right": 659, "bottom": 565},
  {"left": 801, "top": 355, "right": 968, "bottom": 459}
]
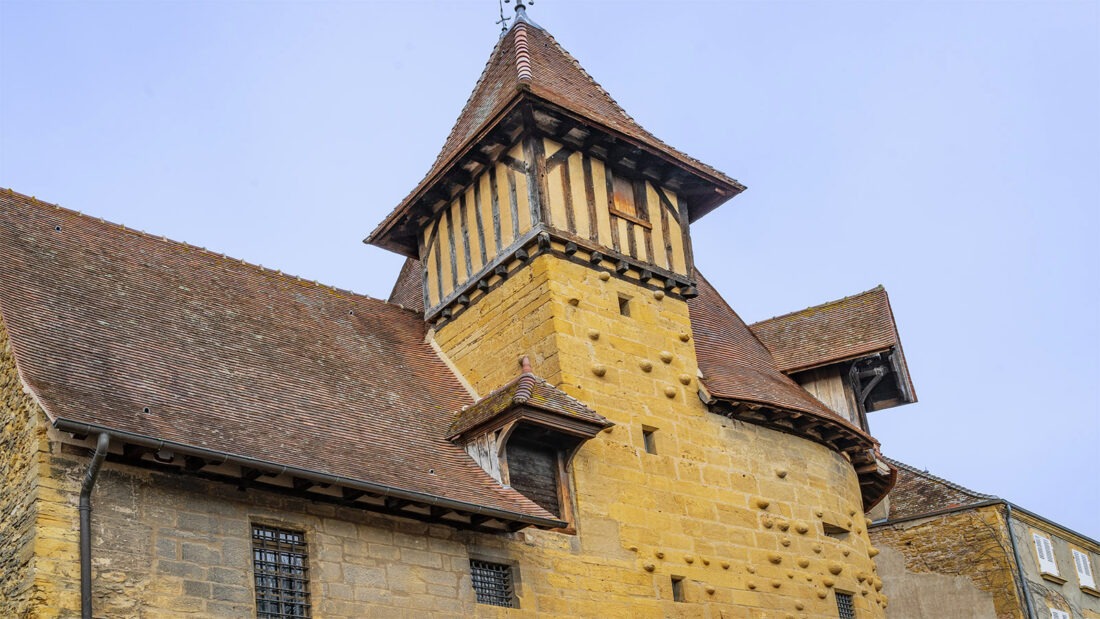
[
  {"left": 824, "top": 522, "right": 850, "bottom": 541},
  {"left": 835, "top": 591, "right": 855, "bottom": 619},
  {"left": 252, "top": 524, "right": 311, "bottom": 619},
  {"left": 612, "top": 174, "right": 637, "bottom": 218},
  {"left": 618, "top": 295, "right": 631, "bottom": 316},
  {"left": 1049, "top": 608, "right": 1070, "bottom": 619},
  {"left": 505, "top": 436, "right": 562, "bottom": 518},
  {"left": 642, "top": 427, "right": 658, "bottom": 455},
  {"left": 470, "top": 559, "right": 517, "bottom": 608},
  {"left": 1033, "top": 532, "right": 1060, "bottom": 576},
  {"left": 671, "top": 575, "right": 685, "bottom": 602},
  {"left": 1072, "top": 549, "right": 1096, "bottom": 589}
]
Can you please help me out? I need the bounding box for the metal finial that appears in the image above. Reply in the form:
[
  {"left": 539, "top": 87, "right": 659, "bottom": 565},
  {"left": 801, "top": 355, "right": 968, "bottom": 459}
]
[
  {"left": 505, "top": 0, "right": 535, "bottom": 19},
  {"left": 496, "top": 0, "right": 511, "bottom": 32}
]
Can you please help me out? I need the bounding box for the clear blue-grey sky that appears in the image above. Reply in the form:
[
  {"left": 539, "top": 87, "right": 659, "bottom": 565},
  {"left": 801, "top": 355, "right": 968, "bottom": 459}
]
[{"left": 2, "top": 1, "right": 1097, "bottom": 536}]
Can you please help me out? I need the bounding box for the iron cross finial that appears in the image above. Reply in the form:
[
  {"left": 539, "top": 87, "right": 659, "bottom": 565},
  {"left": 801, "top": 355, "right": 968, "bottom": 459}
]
[{"left": 496, "top": 0, "right": 511, "bottom": 32}]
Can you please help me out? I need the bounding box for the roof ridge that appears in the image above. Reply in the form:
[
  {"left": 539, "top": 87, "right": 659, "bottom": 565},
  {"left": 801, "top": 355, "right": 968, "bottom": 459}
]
[
  {"left": 530, "top": 27, "right": 724, "bottom": 177},
  {"left": 423, "top": 32, "right": 515, "bottom": 180},
  {"left": 532, "top": 27, "right": 639, "bottom": 126},
  {"left": 749, "top": 285, "right": 887, "bottom": 327},
  {"left": 0, "top": 187, "right": 397, "bottom": 309},
  {"left": 884, "top": 456, "right": 999, "bottom": 501},
  {"left": 526, "top": 373, "right": 597, "bottom": 413}
]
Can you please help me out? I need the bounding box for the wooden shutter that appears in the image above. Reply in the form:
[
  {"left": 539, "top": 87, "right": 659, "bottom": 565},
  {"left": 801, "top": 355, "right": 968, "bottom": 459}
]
[
  {"left": 1073, "top": 549, "right": 1096, "bottom": 589},
  {"left": 1033, "top": 533, "right": 1059, "bottom": 576},
  {"left": 506, "top": 438, "right": 561, "bottom": 517}
]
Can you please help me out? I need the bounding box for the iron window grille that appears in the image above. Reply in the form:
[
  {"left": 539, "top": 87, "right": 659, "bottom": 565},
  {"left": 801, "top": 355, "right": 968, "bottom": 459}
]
[
  {"left": 252, "top": 524, "right": 311, "bottom": 618},
  {"left": 470, "top": 559, "right": 517, "bottom": 608},
  {"left": 836, "top": 591, "right": 856, "bottom": 619}
]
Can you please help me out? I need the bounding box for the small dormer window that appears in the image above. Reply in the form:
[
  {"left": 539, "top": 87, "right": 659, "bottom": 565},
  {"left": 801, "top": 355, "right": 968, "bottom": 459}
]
[{"left": 447, "top": 361, "right": 612, "bottom": 527}]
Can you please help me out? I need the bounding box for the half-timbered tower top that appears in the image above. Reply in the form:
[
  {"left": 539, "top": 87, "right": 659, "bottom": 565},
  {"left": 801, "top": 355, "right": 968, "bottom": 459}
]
[{"left": 366, "top": 10, "right": 745, "bottom": 322}]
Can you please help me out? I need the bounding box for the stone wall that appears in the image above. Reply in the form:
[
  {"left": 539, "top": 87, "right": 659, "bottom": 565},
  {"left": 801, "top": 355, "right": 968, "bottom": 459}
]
[
  {"left": 0, "top": 319, "right": 45, "bottom": 618},
  {"left": 872, "top": 545, "right": 999, "bottom": 618},
  {"left": 869, "top": 505, "right": 1024, "bottom": 619},
  {"left": 435, "top": 254, "right": 887, "bottom": 617}
]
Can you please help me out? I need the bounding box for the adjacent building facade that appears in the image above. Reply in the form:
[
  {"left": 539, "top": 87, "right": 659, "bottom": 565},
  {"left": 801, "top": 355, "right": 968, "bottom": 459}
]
[
  {"left": 0, "top": 7, "right": 934, "bottom": 619},
  {"left": 869, "top": 460, "right": 1100, "bottom": 619}
]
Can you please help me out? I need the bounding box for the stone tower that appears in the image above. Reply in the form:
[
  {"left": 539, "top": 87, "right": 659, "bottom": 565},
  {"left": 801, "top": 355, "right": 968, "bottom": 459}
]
[{"left": 368, "top": 6, "right": 893, "bottom": 617}]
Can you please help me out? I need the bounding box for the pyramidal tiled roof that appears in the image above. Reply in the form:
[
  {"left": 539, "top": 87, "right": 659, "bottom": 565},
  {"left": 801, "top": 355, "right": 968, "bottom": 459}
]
[
  {"left": 750, "top": 286, "right": 902, "bottom": 373},
  {"left": 0, "top": 188, "right": 557, "bottom": 525},
  {"left": 370, "top": 15, "right": 742, "bottom": 244}
]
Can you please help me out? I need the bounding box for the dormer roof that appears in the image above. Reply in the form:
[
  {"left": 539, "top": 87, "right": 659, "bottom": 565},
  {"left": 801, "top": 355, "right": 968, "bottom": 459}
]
[
  {"left": 448, "top": 371, "right": 612, "bottom": 441},
  {"left": 750, "top": 286, "right": 900, "bottom": 373},
  {"left": 749, "top": 286, "right": 917, "bottom": 411}
]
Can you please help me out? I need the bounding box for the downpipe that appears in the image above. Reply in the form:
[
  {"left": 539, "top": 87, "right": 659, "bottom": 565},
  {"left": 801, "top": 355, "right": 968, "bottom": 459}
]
[
  {"left": 79, "top": 433, "right": 111, "bottom": 619},
  {"left": 1005, "top": 502, "right": 1036, "bottom": 619}
]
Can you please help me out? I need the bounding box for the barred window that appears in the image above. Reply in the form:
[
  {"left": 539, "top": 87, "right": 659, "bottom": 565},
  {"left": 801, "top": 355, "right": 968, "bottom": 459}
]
[
  {"left": 470, "top": 559, "right": 516, "bottom": 608},
  {"left": 252, "top": 524, "right": 311, "bottom": 618},
  {"left": 836, "top": 591, "right": 855, "bottom": 619}
]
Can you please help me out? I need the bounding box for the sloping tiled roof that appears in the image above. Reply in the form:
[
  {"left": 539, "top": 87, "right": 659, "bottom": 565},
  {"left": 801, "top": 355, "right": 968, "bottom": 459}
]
[
  {"left": 688, "top": 273, "right": 868, "bottom": 432},
  {"left": 387, "top": 257, "right": 424, "bottom": 311},
  {"left": 369, "top": 18, "right": 742, "bottom": 247},
  {"left": 449, "top": 372, "right": 610, "bottom": 438},
  {"left": 749, "top": 286, "right": 901, "bottom": 373},
  {"left": 884, "top": 457, "right": 997, "bottom": 520},
  {"left": 0, "top": 189, "right": 554, "bottom": 523}
]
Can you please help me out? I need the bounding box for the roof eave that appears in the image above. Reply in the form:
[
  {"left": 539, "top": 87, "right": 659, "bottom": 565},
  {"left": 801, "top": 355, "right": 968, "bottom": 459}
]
[
  {"left": 364, "top": 93, "right": 527, "bottom": 256},
  {"left": 53, "top": 417, "right": 565, "bottom": 531},
  {"left": 365, "top": 89, "right": 747, "bottom": 256}
]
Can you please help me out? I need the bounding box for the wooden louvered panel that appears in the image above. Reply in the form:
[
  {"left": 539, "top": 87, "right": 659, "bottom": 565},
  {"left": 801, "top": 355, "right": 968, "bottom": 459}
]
[{"left": 505, "top": 439, "right": 561, "bottom": 517}]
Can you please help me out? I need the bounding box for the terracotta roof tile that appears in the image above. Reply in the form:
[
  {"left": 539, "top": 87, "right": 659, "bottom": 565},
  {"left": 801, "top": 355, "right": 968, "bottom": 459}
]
[
  {"left": 449, "top": 372, "right": 610, "bottom": 438},
  {"left": 749, "top": 286, "right": 900, "bottom": 373},
  {"left": 882, "top": 457, "right": 997, "bottom": 520},
  {"left": 0, "top": 189, "right": 552, "bottom": 522},
  {"left": 688, "top": 273, "right": 867, "bottom": 432},
  {"left": 387, "top": 257, "right": 424, "bottom": 312}
]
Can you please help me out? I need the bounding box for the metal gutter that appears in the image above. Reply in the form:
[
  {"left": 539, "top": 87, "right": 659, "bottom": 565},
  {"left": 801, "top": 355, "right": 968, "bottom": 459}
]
[
  {"left": 54, "top": 418, "right": 565, "bottom": 530},
  {"left": 79, "top": 432, "right": 110, "bottom": 619},
  {"left": 1005, "top": 502, "right": 1036, "bottom": 619}
]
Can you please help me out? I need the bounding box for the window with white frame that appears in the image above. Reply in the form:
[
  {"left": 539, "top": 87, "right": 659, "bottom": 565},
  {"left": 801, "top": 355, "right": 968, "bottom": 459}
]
[
  {"left": 1049, "top": 608, "right": 1069, "bottom": 619},
  {"left": 1033, "top": 533, "right": 1059, "bottom": 576},
  {"left": 1072, "top": 548, "right": 1096, "bottom": 589}
]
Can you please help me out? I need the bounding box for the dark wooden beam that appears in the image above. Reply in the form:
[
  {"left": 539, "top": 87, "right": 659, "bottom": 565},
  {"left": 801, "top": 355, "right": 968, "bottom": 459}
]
[
  {"left": 341, "top": 488, "right": 367, "bottom": 503},
  {"left": 122, "top": 444, "right": 150, "bottom": 463},
  {"left": 183, "top": 456, "right": 207, "bottom": 472},
  {"left": 384, "top": 497, "right": 412, "bottom": 512}
]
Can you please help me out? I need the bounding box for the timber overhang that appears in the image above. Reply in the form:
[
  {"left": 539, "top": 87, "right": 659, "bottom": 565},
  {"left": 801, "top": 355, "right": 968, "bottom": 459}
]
[
  {"left": 704, "top": 397, "right": 895, "bottom": 510},
  {"left": 422, "top": 228, "right": 701, "bottom": 327},
  {"left": 53, "top": 418, "right": 567, "bottom": 533},
  {"left": 366, "top": 90, "right": 745, "bottom": 259}
]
